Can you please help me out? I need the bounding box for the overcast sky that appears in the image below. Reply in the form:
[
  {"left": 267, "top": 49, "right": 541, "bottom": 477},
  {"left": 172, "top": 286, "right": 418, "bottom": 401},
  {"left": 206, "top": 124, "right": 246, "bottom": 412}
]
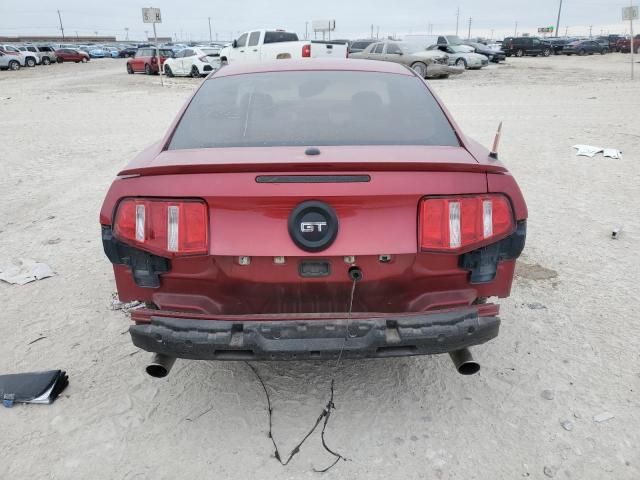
[{"left": 0, "top": 0, "right": 634, "bottom": 41}]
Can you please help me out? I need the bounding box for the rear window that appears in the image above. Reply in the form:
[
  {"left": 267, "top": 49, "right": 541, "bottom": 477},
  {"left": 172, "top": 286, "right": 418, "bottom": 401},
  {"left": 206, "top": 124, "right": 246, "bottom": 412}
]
[
  {"left": 168, "top": 71, "right": 459, "bottom": 149},
  {"left": 263, "top": 31, "right": 299, "bottom": 44},
  {"left": 351, "top": 41, "right": 373, "bottom": 50}
]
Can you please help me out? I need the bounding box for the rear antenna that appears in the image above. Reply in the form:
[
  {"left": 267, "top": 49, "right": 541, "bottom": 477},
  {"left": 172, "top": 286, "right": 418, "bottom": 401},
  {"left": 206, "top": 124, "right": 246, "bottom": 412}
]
[{"left": 489, "top": 121, "right": 502, "bottom": 159}]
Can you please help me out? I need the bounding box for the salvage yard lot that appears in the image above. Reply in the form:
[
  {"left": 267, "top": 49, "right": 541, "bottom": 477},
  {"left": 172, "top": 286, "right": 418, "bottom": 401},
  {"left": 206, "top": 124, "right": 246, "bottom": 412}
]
[{"left": 1, "top": 56, "right": 639, "bottom": 479}]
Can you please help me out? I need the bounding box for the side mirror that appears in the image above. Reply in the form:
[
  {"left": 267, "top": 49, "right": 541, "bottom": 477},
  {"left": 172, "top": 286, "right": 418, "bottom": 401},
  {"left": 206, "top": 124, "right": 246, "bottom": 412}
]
[{"left": 232, "top": 39, "right": 238, "bottom": 48}]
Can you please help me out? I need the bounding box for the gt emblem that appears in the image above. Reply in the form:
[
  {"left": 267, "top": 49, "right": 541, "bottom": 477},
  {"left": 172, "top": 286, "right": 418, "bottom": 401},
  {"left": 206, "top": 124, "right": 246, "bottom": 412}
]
[{"left": 300, "top": 221, "right": 327, "bottom": 233}]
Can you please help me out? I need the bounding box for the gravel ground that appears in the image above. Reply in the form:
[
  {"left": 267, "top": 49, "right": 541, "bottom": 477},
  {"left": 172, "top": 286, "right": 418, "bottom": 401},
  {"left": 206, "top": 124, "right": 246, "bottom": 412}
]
[{"left": 0, "top": 55, "right": 639, "bottom": 479}]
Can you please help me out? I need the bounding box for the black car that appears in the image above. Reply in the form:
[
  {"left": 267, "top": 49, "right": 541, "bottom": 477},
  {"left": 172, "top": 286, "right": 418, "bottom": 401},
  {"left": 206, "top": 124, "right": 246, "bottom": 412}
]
[
  {"left": 118, "top": 47, "right": 138, "bottom": 58},
  {"left": 349, "top": 39, "right": 376, "bottom": 54},
  {"left": 563, "top": 40, "right": 608, "bottom": 56},
  {"left": 502, "top": 37, "right": 552, "bottom": 57},
  {"left": 463, "top": 41, "right": 506, "bottom": 62},
  {"left": 545, "top": 37, "right": 576, "bottom": 55}
]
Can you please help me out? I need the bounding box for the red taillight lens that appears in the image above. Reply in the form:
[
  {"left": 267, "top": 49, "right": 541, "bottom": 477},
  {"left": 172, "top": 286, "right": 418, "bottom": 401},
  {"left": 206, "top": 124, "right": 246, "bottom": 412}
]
[
  {"left": 113, "top": 198, "right": 208, "bottom": 257},
  {"left": 302, "top": 44, "right": 311, "bottom": 57},
  {"left": 419, "top": 195, "right": 514, "bottom": 252}
]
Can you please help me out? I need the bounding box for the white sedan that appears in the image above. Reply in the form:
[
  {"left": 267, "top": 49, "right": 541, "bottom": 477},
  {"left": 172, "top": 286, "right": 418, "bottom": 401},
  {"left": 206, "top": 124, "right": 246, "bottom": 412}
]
[
  {"left": 163, "top": 47, "right": 221, "bottom": 78},
  {"left": 428, "top": 44, "right": 489, "bottom": 70}
]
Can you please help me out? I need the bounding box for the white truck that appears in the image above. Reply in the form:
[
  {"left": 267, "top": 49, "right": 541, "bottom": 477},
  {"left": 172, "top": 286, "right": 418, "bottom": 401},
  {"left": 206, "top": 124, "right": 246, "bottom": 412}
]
[{"left": 219, "top": 29, "right": 348, "bottom": 65}]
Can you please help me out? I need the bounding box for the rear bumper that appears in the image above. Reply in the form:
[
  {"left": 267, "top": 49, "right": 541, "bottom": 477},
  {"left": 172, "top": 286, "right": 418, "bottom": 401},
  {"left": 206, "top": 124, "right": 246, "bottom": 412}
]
[
  {"left": 426, "top": 64, "right": 464, "bottom": 77},
  {"left": 129, "top": 308, "right": 500, "bottom": 361}
]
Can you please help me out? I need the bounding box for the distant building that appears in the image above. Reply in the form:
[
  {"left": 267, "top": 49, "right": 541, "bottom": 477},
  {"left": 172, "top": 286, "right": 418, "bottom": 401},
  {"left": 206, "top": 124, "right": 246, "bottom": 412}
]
[
  {"left": 148, "top": 36, "right": 173, "bottom": 43},
  {"left": 0, "top": 35, "right": 117, "bottom": 43}
]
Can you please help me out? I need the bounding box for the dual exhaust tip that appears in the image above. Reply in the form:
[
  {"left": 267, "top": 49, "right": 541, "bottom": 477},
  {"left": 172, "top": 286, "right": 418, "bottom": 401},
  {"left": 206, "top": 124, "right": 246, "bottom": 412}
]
[{"left": 145, "top": 348, "right": 480, "bottom": 378}]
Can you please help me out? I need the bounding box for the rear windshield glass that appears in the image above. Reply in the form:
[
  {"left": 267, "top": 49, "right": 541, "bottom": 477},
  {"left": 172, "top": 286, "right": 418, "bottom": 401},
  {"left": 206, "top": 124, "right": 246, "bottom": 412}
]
[
  {"left": 168, "top": 71, "right": 459, "bottom": 149},
  {"left": 263, "top": 31, "right": 299, "bottom": 44}
]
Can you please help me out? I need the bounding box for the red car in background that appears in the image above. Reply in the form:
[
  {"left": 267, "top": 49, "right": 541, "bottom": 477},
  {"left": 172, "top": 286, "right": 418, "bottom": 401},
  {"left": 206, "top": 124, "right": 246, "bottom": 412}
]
[
  {"left": 617, "top": 35, "right": 640, "bottom": 53},
  {"left": 126, "top": 47, "right": 173, "bottom": 75},
  {"left": 55, "top": 48, "right": 90, "bottom": 63},
  {"left": 101, "top": 60, "right": 527, "bottom": 378}
]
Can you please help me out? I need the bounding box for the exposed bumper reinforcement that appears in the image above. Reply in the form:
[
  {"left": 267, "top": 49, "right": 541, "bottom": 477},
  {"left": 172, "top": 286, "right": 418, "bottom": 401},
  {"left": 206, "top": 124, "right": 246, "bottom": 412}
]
[{"left": 129, "top": 308, "right": 500, "bottom": 361}]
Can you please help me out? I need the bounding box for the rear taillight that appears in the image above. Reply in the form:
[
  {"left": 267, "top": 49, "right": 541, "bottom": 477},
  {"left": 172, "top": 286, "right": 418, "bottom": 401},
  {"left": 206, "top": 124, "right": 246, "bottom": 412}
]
[
  {"left": 113, "top": 198, "right": 208, "bottom": 256},
  {"left": 419, "top": 195, "right": 514, "bottom": 252},
  {"left": 302, "top": 44, "right": 311, "bottom": 57}
]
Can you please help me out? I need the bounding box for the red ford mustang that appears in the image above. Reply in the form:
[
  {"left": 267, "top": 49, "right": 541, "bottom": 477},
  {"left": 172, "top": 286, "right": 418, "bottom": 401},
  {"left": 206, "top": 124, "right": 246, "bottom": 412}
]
[{"left": 100, "top": 59, "right": 527, "bottom": 377}]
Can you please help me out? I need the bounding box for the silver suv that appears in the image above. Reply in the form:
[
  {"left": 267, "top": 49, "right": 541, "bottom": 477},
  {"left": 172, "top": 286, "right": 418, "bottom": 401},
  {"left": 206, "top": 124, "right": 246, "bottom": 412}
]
[
  {"left": 17, "top": 45, "right": 58, "bottom": 65},
  {"left": 0, "top": 50, "right": 21, "bottom": 70}
]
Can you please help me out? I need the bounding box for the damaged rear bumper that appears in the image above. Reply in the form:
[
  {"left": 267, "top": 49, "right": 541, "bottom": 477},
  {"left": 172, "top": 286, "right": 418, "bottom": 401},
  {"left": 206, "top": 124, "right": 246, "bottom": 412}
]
[{"left": 129, "top": 308, "right": 500, "bottom": 361}]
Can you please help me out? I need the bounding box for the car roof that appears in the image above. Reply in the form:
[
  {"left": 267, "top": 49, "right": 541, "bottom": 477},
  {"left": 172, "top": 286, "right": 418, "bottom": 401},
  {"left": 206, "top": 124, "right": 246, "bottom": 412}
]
[{"left": 210, "top": 59, "right": 413, "bottom": 79}]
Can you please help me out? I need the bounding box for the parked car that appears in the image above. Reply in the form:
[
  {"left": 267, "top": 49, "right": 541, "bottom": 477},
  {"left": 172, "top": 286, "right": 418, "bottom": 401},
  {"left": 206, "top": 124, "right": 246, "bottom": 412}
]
[
  {"left": 428, "top": 44, "right": 489, "bottom": 69},
  {"left": 218, "top": 30, "right": 348, "bottom": 65},
  {"left": 404, "top": 34, "right": 463, "bottom": 47},
  {"left": 463, "top": 41, "right": 505, "bottom": 62},
  {"left": 55, "top": 48, "right": 90, "bottom": 63},
  {"left": 35, "top": 45, "right": 58, "bottom": 64},
  {"left": 163, "top": 47, "right": 221, "bottom": 77},
  {"left": 118, "top": 47, "right": 138, "bottom": 58},
  {"left": 0, "top": 50, "right": 21, "bottom": 70},
  {"left": 16, "top": 45, "right": 43, "bottom": 65},
  {"left": 502, "top": 37, "right": 552, "bottom": 57},
  {"left": 618, "top": 35, "right": 640, "bottom": 53},
  {"left": 0, "top": 44, "right": 37, "bottom": 67},
  {"left": 562, "top": 40, "right": 608, "bottom": 55},
  {"left": 89, "top": 47, "right": 107, "bottom": 58},
  {"left": 126, "top": 47, "right": 173, "bottom": 74},
  {"left": 99, "top": 59, "right": 527, "bottom": 376},
  {"left": 350, "top": 41, "right": 461, "bottom": 78},
  {"left": 349, "top": 39, "right": 376, "bottom": 54}
]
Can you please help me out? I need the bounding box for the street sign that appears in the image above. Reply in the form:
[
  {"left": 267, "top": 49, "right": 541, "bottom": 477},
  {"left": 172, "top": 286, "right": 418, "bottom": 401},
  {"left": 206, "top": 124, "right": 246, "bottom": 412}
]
[
  {"left": 537, "top": 26, "right": 554, "bottom": 33},
  {"left": 623, "top": 6, "right": 638, "bottom": 21},
  {"left": 311, "top": 20, "right": 336, "bottom": 32},
  {"left": 142, "top": 7, "right": 162, "bottom": 24}
]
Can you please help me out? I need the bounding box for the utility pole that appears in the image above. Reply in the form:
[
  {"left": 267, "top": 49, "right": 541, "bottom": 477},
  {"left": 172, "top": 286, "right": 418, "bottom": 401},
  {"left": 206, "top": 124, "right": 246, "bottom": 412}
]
[
  {"left": 467, "top": 17, "right": 472, "bottom": 40},
  {"left": 371, "top": 24, "right": 374, "bottom": 39},
  {"left": 456, "top": 7, "right": 460, "bottom": 36},
  {"left": 125, "top": 27, "right": 129, "bottom": 41},
  {"left": 515, "top": 21, "right": 518, "bottom": 36},
  {"left": 57, "top": 10, "right": 65, "bottom": 40},
  {"left": 555, "top": 0, "right": 563, "bottom": 40},
  {"left": 305, "top": 21, "right": 308, "bottom": 40},
  {"left": 565, "top": 26, "right": 568, "bottom": 36},
  {"left": 208, "top": 17, "right": 212, "bottom": 42},
  {"left": 589, "top": 25, "right": 593, "bottom": 38}
]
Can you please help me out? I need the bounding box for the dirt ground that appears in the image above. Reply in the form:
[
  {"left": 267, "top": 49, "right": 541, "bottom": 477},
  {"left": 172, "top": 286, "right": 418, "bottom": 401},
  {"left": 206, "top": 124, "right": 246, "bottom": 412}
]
[{"left": 1, "top": 54, "right": 639, "bottom": 480}]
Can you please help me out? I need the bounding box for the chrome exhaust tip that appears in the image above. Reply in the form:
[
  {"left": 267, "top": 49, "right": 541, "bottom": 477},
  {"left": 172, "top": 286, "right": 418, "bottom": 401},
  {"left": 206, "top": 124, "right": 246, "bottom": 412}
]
[
  {"left": 449, "top": 348, "right": 480, "bottom": 375},
  {"left": 146, "top": 353, "right": 176, "bottom": 378}
]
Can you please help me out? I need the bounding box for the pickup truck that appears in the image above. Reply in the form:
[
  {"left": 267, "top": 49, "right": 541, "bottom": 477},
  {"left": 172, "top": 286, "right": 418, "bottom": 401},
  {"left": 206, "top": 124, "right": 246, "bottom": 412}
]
[
  {"left": 219, "top": 29, "right": 348, "bottom": 64},
  {"left": 100, "top": 59, "right": 527, "bottom": 378}
]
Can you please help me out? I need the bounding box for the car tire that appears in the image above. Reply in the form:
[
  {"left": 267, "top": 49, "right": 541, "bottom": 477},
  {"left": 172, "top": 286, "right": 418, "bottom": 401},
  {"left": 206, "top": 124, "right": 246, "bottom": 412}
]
[
  {"left": 126, "top": 63, "right": 134, "bottom": 74},
  {"left": 81, "top": 57, "right": 88, "bottom": 63},
  {"left": 26, "top": 57, "right": 36, "bottom": 67},
  {"left": 8, "top": 60, "right": 20, "bottom": 71},
  {"left": 440, "top": 74, "right": 450, "bottom": 79},
  {"left": 42, "top": 57, "right": 51, "bottom": 65},
  {"left": 410, "top": 62, "right": 428, "bottom": 78},
  {"left": 542, "top": 48, "right": 551, "bottom": 57},
  {"left": 455, "top": 58, "right": 467, "bottom": 69},
  {"left": 57, "top": 57, "right": 63, "bottom": 63},
  {"left": 601, "top": 49, "right": 608, "bottom": 55},
  {"left": 190, "top": 65, "right": 200, "bottom": 78},
  {"left": 578, "top": 49, "right": 586, "bottom": 56},
  {"left": 515, "top": 49, "right": 524, "bottom": 57},
  {"left": 144, "top": 64, "right": 152, "bottom": 75},
  {"left": 164, "top": 65, "right": 174, "bottom": 77}
]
